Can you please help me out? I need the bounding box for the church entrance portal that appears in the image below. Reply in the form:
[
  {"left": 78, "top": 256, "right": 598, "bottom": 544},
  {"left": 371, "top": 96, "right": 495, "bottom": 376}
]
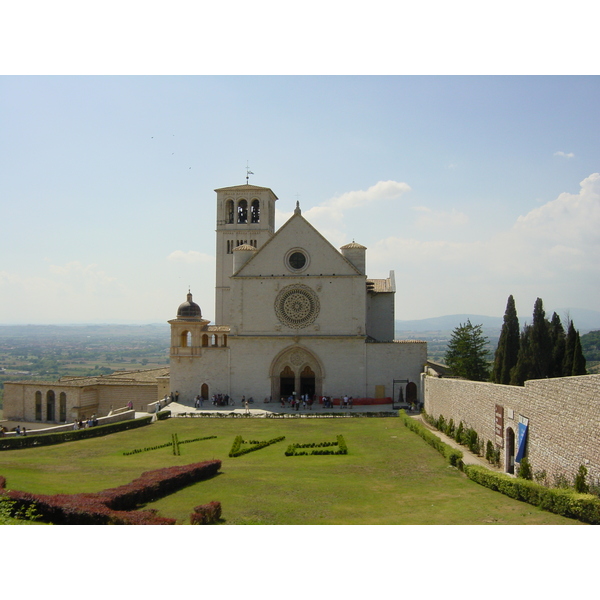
[{"left": 272, "top": 347, "right": 323, "bottom": 401}]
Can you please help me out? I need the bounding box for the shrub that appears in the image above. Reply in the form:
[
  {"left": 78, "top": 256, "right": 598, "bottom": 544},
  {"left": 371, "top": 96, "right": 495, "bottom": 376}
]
[
  {"left": 574, "top": 465, "right": 590, "bottom": 494},
  {"left": 518, "top": 457, "right": 533, "bottom": 480},
  {"left": 399, "top": 410, "right": 464, "bottom": 470},
  {"left": 190, "top": 501, "right": 222, "bottom": 525},
  {"left": 156, "top": 410, "right": 171, "bottom": 421},
  {"left": 485, "top": 440, "right": 495, "bottom": 464},
  {"left": 464, "top": 464, "right": 600, "bottom": 524}
]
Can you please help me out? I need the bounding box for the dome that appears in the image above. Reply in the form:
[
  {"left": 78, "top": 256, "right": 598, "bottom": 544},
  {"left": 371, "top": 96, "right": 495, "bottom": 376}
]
[{"left": 177, "top": 292, "right": 202, "bottom": 318}]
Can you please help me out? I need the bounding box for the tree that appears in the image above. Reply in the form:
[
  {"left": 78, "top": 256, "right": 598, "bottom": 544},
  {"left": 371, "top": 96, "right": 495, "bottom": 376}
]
[
  {"left": 548, "top": 312, "right": 566, "bottom": 378},
  {"left": 444, "top": 320, "right": 491, "bottom": 381},
  {"left": 563, "top": 321, "right": 580, "bottom": 376},
  {"left": 491, "top": 295, "right": 520, "bottom": 384},
  {"left": 510, "top": 325, "right": 534, "bottom": 386},
  {"left": 529, "top": 298, "right": 553, "bottom": 379},
  {"left": 571, "top": 329, "right": 587, "bottom": 376}
]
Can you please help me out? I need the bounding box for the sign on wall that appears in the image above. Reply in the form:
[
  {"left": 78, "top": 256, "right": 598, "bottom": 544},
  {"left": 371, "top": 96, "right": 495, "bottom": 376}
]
[{"left": 495, "top": 404, "right": 504, "bottom": 447}]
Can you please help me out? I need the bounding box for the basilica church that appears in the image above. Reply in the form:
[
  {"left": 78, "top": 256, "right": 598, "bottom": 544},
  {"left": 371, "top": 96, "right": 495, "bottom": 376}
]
[{"left": 168, "top": 183, "right": 426, "bottom": 404}]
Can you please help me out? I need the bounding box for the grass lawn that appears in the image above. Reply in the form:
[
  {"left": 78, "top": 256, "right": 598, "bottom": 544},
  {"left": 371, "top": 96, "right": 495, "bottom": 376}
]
[{"left": 0, "top": 416, "right": 584, "bottom": 525}]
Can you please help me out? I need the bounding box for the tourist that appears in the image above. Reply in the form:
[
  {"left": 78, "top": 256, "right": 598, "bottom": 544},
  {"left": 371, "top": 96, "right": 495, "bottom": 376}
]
[
  {"left": 244, "top": 399, "right": 250, "bottom": 414},
  {"left": 348, "top": 397, "right": 353, "bottom": 410},
  {"left": 127, "top": 400, "right": 134, "bottom": 410},
  {"left": 15, "top": 425, "right": 21, "bottom": 435},
  {"left": 175, "top": 391, "right": 179, "bottom": 403},
  {"left": 22, "top": 427, "right": 27, "bottom": 436}
]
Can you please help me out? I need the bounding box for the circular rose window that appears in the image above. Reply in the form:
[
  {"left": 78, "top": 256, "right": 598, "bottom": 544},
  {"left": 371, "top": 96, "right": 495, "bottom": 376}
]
[{"left": 275, "top": 284, "right": 320, "bottom": 329}]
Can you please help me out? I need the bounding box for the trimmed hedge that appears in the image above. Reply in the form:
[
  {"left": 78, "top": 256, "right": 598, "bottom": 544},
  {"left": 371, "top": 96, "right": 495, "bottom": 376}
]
[
  {"left": 229, "top": 435, "right": 285, "bottom": 457},
  {"left": 0, "top": 416, "right": 154, "bottom": 451},
  {"left": 285, "top": 435, "right": 348, "bottom": 456},
  {"left": 0, "top": 460, "right": 221, "bottom": 525},
  {"left": 399, "top": 410, "right": 464, "bottom": 469},
  {"left": 123, "top": 435, "right": 217, "bottom": 456},
  {"left": 464, "top": 464, "right": 600, "bottom": 524},
  {"left": 156, "top": 410, "right": 171, "bottom": 421}
]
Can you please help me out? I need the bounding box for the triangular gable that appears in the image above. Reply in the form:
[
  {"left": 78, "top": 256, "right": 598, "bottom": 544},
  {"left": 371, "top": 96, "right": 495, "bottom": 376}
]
[{"left": 233, "top": 212, "right": 362, "bottom": 277}]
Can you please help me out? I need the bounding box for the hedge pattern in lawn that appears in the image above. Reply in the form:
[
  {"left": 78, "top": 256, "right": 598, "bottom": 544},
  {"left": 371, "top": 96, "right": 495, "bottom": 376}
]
[
  {"left": 285, "top": 435, "right": 348, "bottom": 456},
  {"left": 228, "top": 435, "right": 285, "bottom": 457},
  {"left": 123, "top": 435, "right": 217, "bottom": 456},
  {"left": 190, "top": 501, "right": 222, "bottom": 525},
  {"left": 0, "top": 416, "right": 154, "bottom": 451},
  {"left": 0, "top": 460, "right": 221, "bottom": 525}
]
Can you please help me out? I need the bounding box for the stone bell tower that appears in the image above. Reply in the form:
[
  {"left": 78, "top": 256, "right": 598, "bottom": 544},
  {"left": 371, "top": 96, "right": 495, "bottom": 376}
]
[{"left": 214, "top": 183, "right": 278, "bottom": 325}]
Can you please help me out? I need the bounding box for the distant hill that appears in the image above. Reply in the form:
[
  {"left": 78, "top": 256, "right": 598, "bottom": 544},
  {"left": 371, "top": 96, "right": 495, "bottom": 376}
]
[
  {"left": 396, "top": 314, "right": 503, "bottom": 333},
  {"left": 396, "top": 308, "right": 600, "bottom": 334}
]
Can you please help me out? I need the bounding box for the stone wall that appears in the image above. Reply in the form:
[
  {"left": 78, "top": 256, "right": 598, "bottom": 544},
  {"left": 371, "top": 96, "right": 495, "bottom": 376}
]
[{"left": 423, "top": 374, "right": 600, "bottom": 486}]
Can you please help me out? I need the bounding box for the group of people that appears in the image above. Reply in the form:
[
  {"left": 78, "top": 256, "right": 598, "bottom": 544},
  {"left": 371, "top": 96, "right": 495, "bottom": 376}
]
[
  {"left": 0, "top": 425, "right": 26, "bottom": 436},
  {"left": 277, "top": 394, "right": 354, "bottom": 410},
  {"left": 73, "top": 415, "right": 98, "bottom": 429}
]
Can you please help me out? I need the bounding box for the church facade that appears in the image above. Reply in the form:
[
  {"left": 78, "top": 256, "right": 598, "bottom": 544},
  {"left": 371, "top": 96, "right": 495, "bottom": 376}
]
[{"left": 168, "top": 183, "right": 426, "bottom": 404}]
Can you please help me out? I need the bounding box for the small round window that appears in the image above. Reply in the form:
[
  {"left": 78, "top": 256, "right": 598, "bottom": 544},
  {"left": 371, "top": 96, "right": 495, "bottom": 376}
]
[{"left": 288, "top": 251, "right": 307, "bottom": 270}]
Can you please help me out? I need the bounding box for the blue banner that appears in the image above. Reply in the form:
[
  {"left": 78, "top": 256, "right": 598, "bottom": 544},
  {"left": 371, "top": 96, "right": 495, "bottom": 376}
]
[{"left": 515, "top": 420, "right": 529, "bottom": 462}]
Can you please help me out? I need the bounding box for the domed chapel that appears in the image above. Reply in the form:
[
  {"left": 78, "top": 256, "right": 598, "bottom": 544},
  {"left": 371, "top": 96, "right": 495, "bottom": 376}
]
[{"left": 168, "top": 183, "right": 426, "bottom": 404}]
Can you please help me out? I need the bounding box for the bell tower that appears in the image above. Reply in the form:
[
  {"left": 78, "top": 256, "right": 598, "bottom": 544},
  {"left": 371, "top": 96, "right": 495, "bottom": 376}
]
[{"left": 214, "top": 183, "right": 278, "bottom": 325}]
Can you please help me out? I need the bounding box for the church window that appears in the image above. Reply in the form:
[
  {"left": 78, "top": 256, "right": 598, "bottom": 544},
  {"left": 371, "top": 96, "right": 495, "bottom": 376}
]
[
  {"left": 59, "top": 392, "right": 67, "bottom": 422},
  {"left": 288, "top": 251, "right": 306, "bottom": 271},
  {"left": 237, "top": 199, "right": 248, "bottom": 223},
  {"left": 202, "top": 334, "right": 209, "bottom": 347},
  {"left": 180, "top": 330, "right": 191, "bottom": 348},
  {"left": 222, "top": 334, "right": 228, "bottom": 347},
  {"left": 226, "top": 199, "right": 235, "bottom": 224},
  {"left": 211, "top": 334, "right": 218, "bottom": 347},
  {"left": 275, "top": 284, "right": 320, "bottom": 329},
  {"left": 251, "top": 199, "right": 260, "bottom": 223},
  {"left": 35, "top": 391, "right": 42, "bottom": 420}
]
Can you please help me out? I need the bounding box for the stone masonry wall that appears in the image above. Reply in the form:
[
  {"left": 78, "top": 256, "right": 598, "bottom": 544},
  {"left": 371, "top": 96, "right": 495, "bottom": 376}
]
[{"left": 424, "top": 374, "right": 600, "bottom": 486}]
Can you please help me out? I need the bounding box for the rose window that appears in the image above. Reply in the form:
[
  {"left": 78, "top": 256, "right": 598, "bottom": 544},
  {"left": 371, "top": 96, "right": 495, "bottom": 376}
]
[{"left": 275, "top": 285, "right": 320, "bottom": 329}]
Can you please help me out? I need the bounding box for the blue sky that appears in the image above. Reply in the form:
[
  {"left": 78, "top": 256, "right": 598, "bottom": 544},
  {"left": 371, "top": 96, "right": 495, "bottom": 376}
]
[{"left": 1, "top": 75, "right": 599, "bottom": 324}]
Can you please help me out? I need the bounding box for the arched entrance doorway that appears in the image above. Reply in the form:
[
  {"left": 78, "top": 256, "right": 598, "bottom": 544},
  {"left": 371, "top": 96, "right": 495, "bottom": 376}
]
[
  {"left": 270, "top": 346, "right": 324, "bottom": 401},
  {"left": 505, "top": 427, "right": 515, "bottom": 474},
  {"left": 406, "top": 381, "right": 417, "bottom": 405},
  {"left": 200, "top": 383, "right": 209, "bottom": 400},
  {"left": 300, "top": 366, "right": 315, "bottom": 398},
  {"left": 279, "top": 366, "right": 295, "bottom": 398}
]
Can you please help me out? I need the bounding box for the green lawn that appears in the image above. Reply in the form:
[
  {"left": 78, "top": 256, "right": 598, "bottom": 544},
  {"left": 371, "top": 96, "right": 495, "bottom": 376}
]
[{"left": 0, "top": 416, "right": 583, "bottom": 524}]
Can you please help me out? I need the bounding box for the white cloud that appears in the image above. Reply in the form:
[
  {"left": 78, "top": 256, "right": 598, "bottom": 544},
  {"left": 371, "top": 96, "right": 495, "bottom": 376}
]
[
  {"left": 554, "top": 151, "right": 575, "bottom": 158},
  {"left": 299, "top": 180, "right": 410, "bottom": 223},
  {"left": 412, "top": 206, "right": 469, "bottom": 229},
  {"left": 367, "top": 173, "right": 600, "bottom": 318},
  {"left": 167, "top": 250, "right": 213, "bottom": 264}
]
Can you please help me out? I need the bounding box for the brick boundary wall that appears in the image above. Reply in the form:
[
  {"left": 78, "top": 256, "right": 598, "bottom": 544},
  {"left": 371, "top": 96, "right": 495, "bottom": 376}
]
[{"left": 423, "top": 374, "right": 600, "bottom": 486}]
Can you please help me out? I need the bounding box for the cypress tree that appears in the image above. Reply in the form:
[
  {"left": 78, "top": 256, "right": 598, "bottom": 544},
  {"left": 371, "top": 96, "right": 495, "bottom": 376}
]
[
  {"left": 529, "top": 298, "right": 553, "bottom": 379},
  {"left": 510, "top": 325, "right": 533, "bottom": 386},
  {"left": 491, "top": 295, "right": 520, "bottom": 384},
  {"left": 563, "top": 321, "right": 577, "bottom": 376},
  {"left": 572, "top": 330, "right": 587, "bottom": 376},
  {"left": 549, "top": 312, "right": 566, "bottom": 378}
]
